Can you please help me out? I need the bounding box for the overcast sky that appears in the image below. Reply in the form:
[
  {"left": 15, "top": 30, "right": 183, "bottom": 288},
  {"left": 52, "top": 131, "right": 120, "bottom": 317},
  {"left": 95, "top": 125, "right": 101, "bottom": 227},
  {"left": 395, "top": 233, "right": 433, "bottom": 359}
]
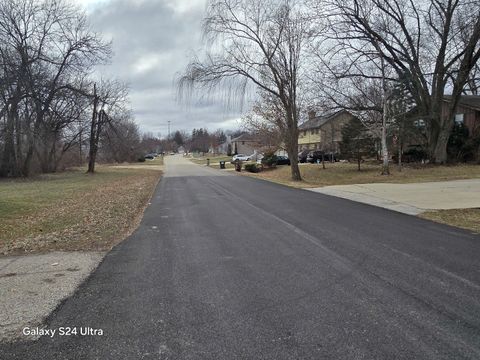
[{"left": 78, "top": 0, "right": 242, "bottom": 136}]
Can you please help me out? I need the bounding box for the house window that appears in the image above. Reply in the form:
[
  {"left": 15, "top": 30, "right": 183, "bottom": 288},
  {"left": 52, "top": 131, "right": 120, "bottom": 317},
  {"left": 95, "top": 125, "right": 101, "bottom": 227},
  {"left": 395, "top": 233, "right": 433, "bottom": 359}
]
[
  {"left": 414, "top": 119, "right": 425, "bottom": 127},
  {"left": 454, "top": 114, "right": 464, "bottom": 124},
  {"left": 242, "top": 141, "right": 245, "bottom": 145}
]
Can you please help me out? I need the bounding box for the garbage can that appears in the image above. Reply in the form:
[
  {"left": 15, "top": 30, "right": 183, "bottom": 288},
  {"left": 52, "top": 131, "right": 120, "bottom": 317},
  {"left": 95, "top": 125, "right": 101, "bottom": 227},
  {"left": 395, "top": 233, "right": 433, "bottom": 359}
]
[
  {"left": 206, "top": 158, "right": 210, "bottom": 166},
  {"left": 219, "top": 161, "right": 226, "bottom": 169}
]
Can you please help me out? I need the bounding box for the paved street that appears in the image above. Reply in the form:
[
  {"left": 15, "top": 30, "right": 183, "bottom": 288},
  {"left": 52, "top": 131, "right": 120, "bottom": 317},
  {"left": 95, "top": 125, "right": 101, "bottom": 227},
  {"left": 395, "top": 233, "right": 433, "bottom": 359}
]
[{"left": 2, "top": 155, "right": 480, "bottom": 359}]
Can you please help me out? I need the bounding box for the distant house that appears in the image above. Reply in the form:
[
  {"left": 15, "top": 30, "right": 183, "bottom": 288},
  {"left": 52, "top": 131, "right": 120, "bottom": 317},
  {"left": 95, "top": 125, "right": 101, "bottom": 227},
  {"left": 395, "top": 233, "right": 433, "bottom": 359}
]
[
  {"left": 298, "top": 110, "right": 355, "bottom": 153},
  {"left": 210, "top": 135, "right": 232, "bottom": 154},
  {"left": 231, "top": 133, "right": 262, "bottom": 155}
]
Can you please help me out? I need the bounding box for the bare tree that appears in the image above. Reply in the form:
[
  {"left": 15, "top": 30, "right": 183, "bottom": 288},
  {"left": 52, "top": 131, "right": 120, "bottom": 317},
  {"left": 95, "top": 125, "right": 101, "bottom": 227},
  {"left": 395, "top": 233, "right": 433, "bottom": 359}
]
[
  {"left": 241, "top": 91, "right": 286, "bottom": 151},
  {"left": 178, "top": 0, "right": 310, "bottom": 181},
  {"left": 0, "top": 0, "right": 111, "bottom": 177},
  {"left": 100, "top": 115, "right": 141, "bottom": 163},
  {"left": 87, "top": 79, "right": 129, "bottom": 173},
  {"left": 311, "top": 0, "right": 480, "bottom": 164}
]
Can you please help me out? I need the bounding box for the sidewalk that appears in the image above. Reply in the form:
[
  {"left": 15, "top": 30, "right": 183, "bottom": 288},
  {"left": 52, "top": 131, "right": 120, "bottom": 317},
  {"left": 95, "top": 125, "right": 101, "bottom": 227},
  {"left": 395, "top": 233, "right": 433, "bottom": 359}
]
[
  {"left": 0, "top": 252, "right": 104, "bottom": 342},
  {"left": 308, "top": 179, "right": 480, "bottom": 215}
]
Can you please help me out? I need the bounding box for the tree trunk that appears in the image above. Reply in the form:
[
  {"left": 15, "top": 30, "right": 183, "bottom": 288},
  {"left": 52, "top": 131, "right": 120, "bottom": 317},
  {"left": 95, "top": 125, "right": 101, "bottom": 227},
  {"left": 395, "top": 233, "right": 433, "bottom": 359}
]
[
  {"left": 46, "top": 131, "right": 58, "bottom": 173},
  {"left": 381, "top": 125, "right": 389, "bottom": 175},
  {"left": 379, "top": 48, "right": 390, "bottom": 176},
  {"left": 432, "top": 127, "right": 451, "bottom": 164},
  {"left": 381, "top": 102, "right": 389, "bottom": 175},
  {"left": 15, "top": 113, "right": 23, "bottom": 172},
  {"left": 286, "top": 144, "right": 301, "bottom": 181},
  {"left": 87, "top": 84, "right": 98, "bottom": 174},
  {"left": 0, "top": 104, "right": 18, "bottom": 177},
  {"left": 284, "top": 106, "right": 302, "bottom": 181},
  {"left": 398, "top": 142, "right": 402, "bottom": 172}
]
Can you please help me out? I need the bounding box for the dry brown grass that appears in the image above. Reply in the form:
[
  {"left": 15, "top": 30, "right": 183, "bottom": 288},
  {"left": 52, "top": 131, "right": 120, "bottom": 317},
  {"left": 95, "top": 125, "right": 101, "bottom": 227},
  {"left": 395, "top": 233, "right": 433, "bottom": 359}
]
[
  {"left": 239, "top": 162, "right": 480, "bottom": 188},
  {"left": 0, "top": 159, "right": 163, "bottom": 255},
  {"left": 420, "top": 208, "right": 480, "bottom": 233}
]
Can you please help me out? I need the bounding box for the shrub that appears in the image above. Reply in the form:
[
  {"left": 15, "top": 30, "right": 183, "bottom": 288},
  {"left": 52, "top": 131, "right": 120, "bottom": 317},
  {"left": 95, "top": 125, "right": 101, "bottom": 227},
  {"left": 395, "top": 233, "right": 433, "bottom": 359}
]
[
  {"left": 261, "top": 150, "right": 278, "bottom": 167},
  {"left": 138, "top": 157, "right": 146, "bottom": 162},
  {"left": 448, "top": 123, "right": 475, "bottom": 162},
  {"left": 244, "top": 163, "right": 260, "bottom": 173}
]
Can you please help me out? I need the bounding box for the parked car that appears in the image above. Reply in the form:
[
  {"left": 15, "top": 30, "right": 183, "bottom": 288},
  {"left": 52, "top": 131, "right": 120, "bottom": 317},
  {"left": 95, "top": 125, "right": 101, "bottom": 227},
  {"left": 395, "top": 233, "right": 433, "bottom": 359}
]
[
  {"left": 306, "top": 150, "right": 325, "bottom": 163},
  {"left": 298, "top": 150, "right": 310, "bottom": 163},
  {"left": 392, "top": 146, "right": 428, "bottom": 163},
  {"left": 276, "top": 156, "right": 291, "bottom": 165},
  {"left": 323, "top": 152, "right": 340, "bottom": 162},
  {"left": 144, "top": 154, "right": 155, "bottom": 160},
  {"left": 232, "top": 154, "right": 251, "bottom": 161}
]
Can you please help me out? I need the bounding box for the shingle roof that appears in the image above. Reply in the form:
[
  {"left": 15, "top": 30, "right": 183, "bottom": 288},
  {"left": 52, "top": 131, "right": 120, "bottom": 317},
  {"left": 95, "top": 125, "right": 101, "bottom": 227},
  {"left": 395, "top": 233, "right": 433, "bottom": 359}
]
[
  {"left": 299, "top": 110, "right": 349, "bottom": 130},
  {"left": 231, "top": 133, "right": 258, "bottom": 142},
  {"left": 444, "top": 95, "right": 480, "bottom": 111}
]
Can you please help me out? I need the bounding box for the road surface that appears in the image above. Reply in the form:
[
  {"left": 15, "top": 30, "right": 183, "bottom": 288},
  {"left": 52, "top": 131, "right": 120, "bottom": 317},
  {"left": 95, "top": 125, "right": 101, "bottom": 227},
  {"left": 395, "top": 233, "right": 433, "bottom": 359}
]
[{"left": 2, "top": 155, "right": 480, "bottom": 359}]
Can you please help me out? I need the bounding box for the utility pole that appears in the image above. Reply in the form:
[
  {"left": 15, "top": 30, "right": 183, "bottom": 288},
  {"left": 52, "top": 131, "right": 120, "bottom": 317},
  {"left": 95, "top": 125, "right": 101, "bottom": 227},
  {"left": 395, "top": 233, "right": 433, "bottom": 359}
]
[{"left": 168, "top": 120, "right": 171, "bottom": 139}]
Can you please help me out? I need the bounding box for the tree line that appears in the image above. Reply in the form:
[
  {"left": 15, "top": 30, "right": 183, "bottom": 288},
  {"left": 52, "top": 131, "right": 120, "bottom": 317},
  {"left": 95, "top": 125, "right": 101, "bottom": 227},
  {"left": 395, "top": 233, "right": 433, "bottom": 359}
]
[
  {"left": 166, "top": 129, "right": 231, "bottom": 154},
  {"left": 0, "top": 0, "right": 146, "bottom": 178},
  {"left": 178, "top": 0, "right": 480, "bottom": 181}
]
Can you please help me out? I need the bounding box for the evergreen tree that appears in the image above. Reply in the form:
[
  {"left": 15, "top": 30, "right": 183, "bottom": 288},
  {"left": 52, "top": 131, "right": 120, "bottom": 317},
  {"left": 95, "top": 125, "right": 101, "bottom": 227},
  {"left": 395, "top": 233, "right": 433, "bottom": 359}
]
[{"left": 340, "top": 118, "right": 376, "bottom": 171}]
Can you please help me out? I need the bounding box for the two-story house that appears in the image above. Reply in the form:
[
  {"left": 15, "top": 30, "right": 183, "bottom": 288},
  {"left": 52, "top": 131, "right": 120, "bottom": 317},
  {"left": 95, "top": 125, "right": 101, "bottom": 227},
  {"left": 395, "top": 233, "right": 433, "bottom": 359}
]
[{"left": 298, "top": 110, "right": 355, "bottom": 153}]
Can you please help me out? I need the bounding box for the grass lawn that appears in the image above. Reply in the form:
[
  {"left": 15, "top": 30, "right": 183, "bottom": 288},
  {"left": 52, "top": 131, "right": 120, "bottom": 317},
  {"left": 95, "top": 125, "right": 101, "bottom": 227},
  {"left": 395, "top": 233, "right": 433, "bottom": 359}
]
[
  {"left": 0, "top": 157, "right": 163, "bottom": 255},
  {"left": 239, "top": 162, "right": 480, "bottom": 188},
  {"left": 420, "top": 209, "right": 480, "bottom": 234}
]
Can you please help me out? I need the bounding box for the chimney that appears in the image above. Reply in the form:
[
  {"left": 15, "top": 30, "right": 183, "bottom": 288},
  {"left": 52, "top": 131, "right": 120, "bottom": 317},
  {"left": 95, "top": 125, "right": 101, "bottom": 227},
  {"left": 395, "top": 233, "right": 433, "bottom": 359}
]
[{"left": 308, "top": 110, "right": 316, "bottom": 120}]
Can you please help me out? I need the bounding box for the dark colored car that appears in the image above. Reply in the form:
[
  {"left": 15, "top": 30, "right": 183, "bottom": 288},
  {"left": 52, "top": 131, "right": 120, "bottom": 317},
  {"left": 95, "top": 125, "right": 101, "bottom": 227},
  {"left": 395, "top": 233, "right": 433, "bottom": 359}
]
[
  {"left": 323, "top": 152, "right": 340, "bottom": 162},
  {"left": 144, "top": 154, "right": 155, "bottom": 160},
  {"left": 306, "top": 150, "right": 325, "bottom": 163},
  {"left": 392, "top": 146, "right": 428, "bottom": 163},
  {"left": 276, "top": 156, "right": 291, "bottom": 165},
  {"left": 298, "top": 150, "right": 310, "bottom": 163}
]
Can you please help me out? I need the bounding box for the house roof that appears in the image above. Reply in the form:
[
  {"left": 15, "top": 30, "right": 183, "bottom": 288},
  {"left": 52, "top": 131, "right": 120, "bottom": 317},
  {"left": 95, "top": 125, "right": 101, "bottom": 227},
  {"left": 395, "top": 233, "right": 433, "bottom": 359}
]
[
  {"left": 444, "top": 95, "right": 480, "bottom": 111},
  {"left": 231, "top": 133, "right": 258, "bottom": 142},
  {"left": 299, "top": 110, "right": 350, "bottom": 130}
]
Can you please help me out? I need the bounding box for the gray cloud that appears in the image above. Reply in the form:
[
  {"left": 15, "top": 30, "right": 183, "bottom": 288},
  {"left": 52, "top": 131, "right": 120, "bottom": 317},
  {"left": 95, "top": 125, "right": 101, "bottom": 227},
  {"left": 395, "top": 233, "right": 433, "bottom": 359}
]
[{"left": 84, "top": 0, "right": 242, "bottom": 135}]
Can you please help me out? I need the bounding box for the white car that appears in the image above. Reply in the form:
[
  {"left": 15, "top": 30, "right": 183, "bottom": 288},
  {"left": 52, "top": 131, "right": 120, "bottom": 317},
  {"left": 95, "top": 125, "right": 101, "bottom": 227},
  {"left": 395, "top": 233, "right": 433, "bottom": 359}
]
[{"left": 232, "top": 154, "right": 251, "bottom": 161}]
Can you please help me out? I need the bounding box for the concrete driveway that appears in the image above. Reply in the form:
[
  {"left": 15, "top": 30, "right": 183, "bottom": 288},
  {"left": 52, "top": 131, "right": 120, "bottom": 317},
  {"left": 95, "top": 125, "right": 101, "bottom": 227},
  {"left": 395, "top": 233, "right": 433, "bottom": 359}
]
[{"left": 308, "top": 179, "right": 480, "bottom": 215}]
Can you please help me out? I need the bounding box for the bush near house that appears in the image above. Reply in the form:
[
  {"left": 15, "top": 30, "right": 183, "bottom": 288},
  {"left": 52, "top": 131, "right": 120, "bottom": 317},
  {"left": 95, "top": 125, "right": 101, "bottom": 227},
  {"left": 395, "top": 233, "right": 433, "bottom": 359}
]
[
  {"left": 447, "top": 123, "right": 479, "bottom": 163},
  {"left": 245, "top": 163, "right": 261, "bottom": 173},
  {"left": 261, "top": 150, "right": 278, "bottom": 168}
]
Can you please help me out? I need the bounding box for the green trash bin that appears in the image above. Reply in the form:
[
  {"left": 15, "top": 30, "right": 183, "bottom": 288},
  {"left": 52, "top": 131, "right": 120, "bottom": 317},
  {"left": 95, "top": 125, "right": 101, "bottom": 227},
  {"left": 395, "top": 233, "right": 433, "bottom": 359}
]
[{"left": 219, "top": 161, "right": 226, "bottom": 169}]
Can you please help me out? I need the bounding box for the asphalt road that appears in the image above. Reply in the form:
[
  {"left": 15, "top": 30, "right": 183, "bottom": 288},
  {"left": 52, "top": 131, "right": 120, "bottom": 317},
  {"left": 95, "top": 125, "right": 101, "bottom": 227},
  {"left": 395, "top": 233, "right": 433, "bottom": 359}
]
[{"left": 2, "top": 155, "right": 480, "bottom": 359}]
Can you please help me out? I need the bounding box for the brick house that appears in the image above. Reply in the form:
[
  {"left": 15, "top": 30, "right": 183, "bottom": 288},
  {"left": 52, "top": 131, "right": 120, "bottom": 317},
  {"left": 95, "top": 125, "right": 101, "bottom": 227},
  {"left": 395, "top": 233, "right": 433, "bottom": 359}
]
[{"left": 443, "top": 95, "right": 480, "bottom": 136}]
